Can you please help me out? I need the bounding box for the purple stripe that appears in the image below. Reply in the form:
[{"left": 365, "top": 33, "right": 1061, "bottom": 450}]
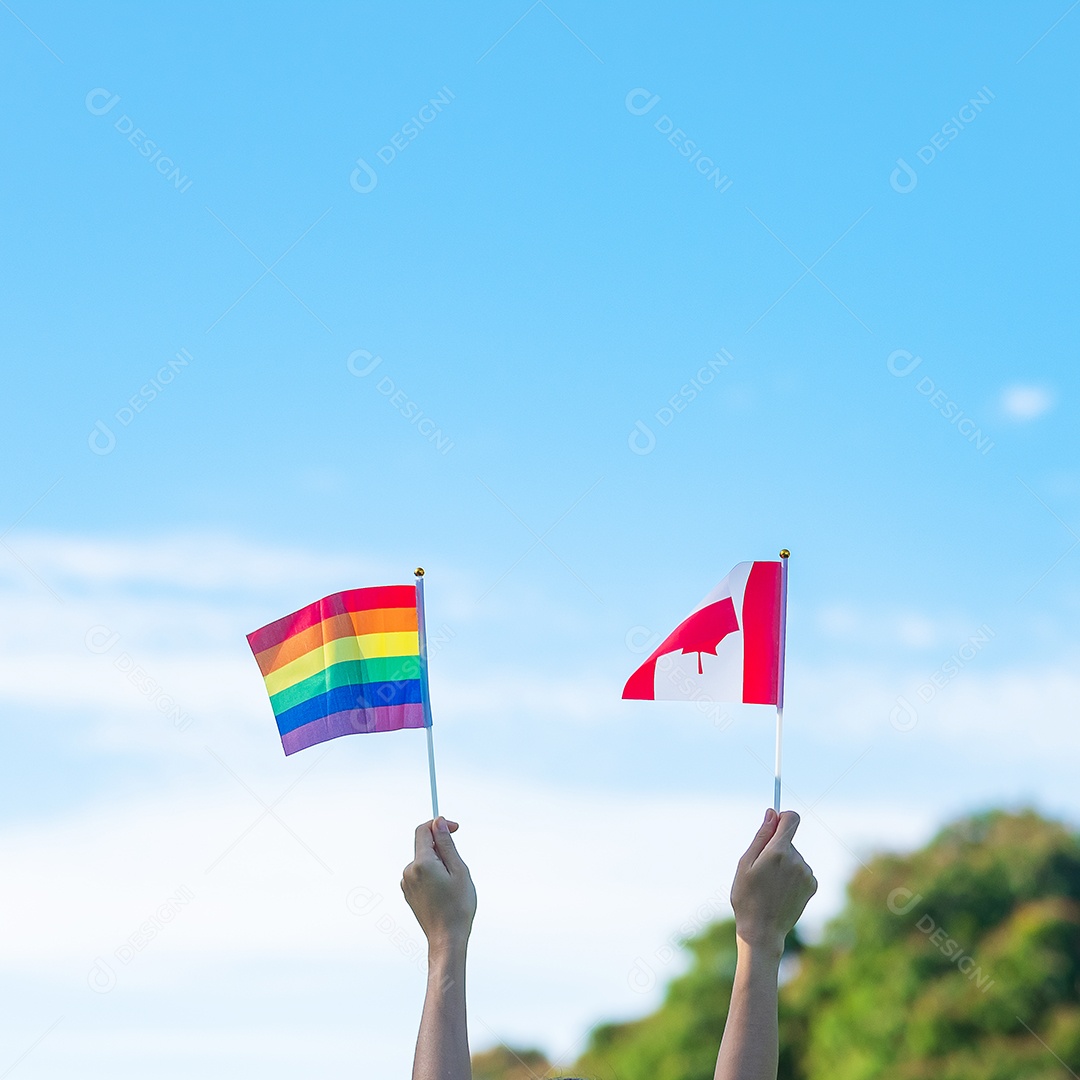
[{"left": 281, "top": 702, "right": 427, "bottom": 755}]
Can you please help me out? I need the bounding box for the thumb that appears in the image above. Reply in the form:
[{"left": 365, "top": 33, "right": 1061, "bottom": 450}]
[
  {"left": 739, "top": 808, "right": 779, "bottom": 869},
  {"left": 432, "top": 817, "right": 466, "bottom": 871}
]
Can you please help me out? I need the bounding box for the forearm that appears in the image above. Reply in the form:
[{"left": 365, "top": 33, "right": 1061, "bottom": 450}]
[
  {"left": 412, "top": 941, "right": 471, "bottom": 1080},
  {"left": 714, "top": 940, "right": 782, "bottom": 1080}
]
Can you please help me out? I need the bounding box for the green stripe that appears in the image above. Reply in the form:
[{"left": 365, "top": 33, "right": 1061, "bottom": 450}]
[{"left": 269, "top": 655, "right": 423, "bottom": 713}]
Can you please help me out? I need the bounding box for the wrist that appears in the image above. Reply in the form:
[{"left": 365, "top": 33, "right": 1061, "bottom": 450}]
[
  {"left": 426, "top": 932, "right": 469, "bottom": 966},
  {"left": 735, "top": 929, "right": 786, "bottom": 964}
]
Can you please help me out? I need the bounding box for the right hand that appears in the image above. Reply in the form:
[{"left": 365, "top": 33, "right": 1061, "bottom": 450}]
[
  {"left": 401, "top": 817, "right": 477, "bottom": 952},
  {"left": 730, "top": 809, "right": 817, "bottom": 955}
]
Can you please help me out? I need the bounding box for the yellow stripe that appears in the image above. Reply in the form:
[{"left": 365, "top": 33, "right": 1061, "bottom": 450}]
[{"left": 262, "top": 631, "right": 420, "bottom": 696}]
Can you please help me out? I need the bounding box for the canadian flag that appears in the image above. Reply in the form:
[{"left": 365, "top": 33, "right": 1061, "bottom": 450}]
[{"left": 623, "top": 560, "right": 786, "bottom": 706}]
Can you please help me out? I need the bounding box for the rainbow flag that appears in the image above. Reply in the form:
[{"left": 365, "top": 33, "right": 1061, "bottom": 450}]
[{"left": 247, "top": 585, "right": 431, "bottom": 755}]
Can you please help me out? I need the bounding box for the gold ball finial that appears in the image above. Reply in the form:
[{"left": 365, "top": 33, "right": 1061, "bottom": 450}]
[
  {"left": 414, "top": 567, "right": 425, "bottom": 577},
  {"left": 779, "top": 549, "right": 790, "bottom": 559}
]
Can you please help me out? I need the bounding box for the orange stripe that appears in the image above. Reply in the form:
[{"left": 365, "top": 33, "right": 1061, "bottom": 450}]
[{"left": 254, "top": 607, "right": 418, "bottom": 676}]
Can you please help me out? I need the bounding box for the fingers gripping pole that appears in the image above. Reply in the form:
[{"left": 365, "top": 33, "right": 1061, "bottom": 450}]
[{"left": 415, "top": 568, "right": 439, "bottom": 820}]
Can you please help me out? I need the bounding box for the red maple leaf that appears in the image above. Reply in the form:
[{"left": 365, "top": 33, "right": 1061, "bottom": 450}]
[{"left": 623, "top": 597, "right": 740, "bottom": 698}]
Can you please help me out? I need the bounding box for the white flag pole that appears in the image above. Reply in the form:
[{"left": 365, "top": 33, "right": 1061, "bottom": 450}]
[
  {"left": 774, "top": 549, "right": 790, "bottom": 814},
  {"left": 415, "top": 568, "right": 440, "bottom": 820}
]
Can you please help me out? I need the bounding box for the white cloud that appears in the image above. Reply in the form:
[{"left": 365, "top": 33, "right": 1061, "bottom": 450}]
[
  {"left": 814, "top": 603, "right": 974, "bottom": 651},
  {"left": 1001, "top": 384, "right": 1054, "bottom": 421},
  {"left": 792, "top": 652, "right": 1080, "bottom": 763},
  {"left": 2, "top": 533, "right": 1078, "bottom": 775},
  {"left": 0, "top": 530, "right": 386, "bottom": 593}
]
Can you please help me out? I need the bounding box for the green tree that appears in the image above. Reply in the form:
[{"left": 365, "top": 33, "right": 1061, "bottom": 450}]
[
  {"left": 787, "top": 809, "right": 1080, "bottom": 1080},
  {"left": 471, "top": 1045, "right": 554, "bottom": 1080}
]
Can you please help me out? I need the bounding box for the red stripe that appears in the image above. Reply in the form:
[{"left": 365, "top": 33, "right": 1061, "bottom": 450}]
[
  {"left": 741, "top": 561, "right": 782, "bottom": 705},
  {"left": 247, "top": 585, "right": 417, "bottom": 654}
]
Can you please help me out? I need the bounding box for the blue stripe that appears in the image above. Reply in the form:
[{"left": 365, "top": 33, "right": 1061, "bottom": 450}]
[{"left": 274, "top": 679, "right": 423, "bottom": 735}]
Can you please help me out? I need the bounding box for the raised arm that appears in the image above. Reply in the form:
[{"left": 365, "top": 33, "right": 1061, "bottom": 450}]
[
  {"left": 715, "top": 808, "right": 817, "bottom": 1080},
  {"left": 401, "top": 817, "right": 478, "bottom": 1080}
]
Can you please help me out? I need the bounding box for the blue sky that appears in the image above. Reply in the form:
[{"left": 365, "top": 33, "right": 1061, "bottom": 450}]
[{"left": 2, "top": 1, "right": 1078, "bottom": 1075}]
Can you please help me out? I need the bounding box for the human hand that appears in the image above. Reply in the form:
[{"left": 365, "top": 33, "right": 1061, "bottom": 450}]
[
  {"left": 730, "top": 809, "right": 817, "bottom": 957},
  {"left": 401, "top": 817, "right": 477, "bottom": 954}
]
